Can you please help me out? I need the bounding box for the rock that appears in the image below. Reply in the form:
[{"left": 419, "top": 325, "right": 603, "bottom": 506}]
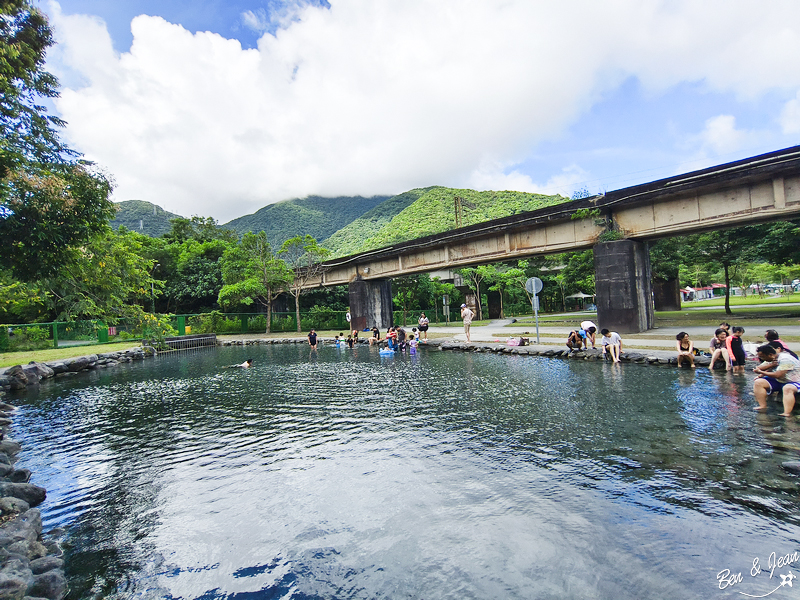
[
  {"left": 5, "top": 540, "right": 46, "bottom": 561},
  {"left": 43, "top": 363, "right": 67, "bottom": 375},
  {"left": 781, "top": 461, "right": 800, "bottom": 474},
  {"left": 63, "top": 356, "right": 91, "bottom": 373},
  {"left": 26, "top": 570, "right": 66, "bottom": 600},
  {"left": 29, "top": 557, "right": 62, "bottom": 576},
  {"left": 0, "top": 440, "right": 21, "bottom": 456},
  {"left": 24, "top": 364, "right": 54, "bottom": 380},
  {"left": 0, "top": 419, "right": 10, "bottom": 427},
  {"left": 695, "top": 356, "right": 711, "bottom": 367},
  {"left": 0, "top": 557, "right": 33, "bottom": 600},
  {"left": 6, "top": 470, "right": 32, "bottom": 484},
  {"left": 0, "top": 403, "right": 15, "bottom": 412},
  {"left": 0, "top": 485, "right": 45, "bottom": 508},
  {"left": 3, "top": 367, "right": 28, "bottom": 391},
  {"left": 0, "top": 464, "right": 13, "bottom": 478},
  {"left": 0, "top": 498, "right": 30, "bottom": 516}
]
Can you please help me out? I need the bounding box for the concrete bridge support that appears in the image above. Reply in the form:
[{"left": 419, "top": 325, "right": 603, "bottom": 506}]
[
  {"left": 653, "top": 278, "right": 681, "bottom": 312},
  {"left": 348, "top": 278, "right": 394, "bottom": 331},
  {"left": 594, "top": 240, "right": 654, "bottom": 334}
]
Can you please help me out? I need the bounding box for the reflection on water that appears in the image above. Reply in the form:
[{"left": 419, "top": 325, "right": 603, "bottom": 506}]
[{"left": 11, "top": 346, "right": 800, "bottom": 599}]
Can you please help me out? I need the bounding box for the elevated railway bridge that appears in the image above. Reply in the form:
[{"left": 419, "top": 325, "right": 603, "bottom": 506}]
[{"left": 295, "top": 146, "right": 800, "bottom": 333}]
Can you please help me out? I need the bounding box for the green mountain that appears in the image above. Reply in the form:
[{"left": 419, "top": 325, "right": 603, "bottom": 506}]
[
  {"left": 321, "top": 188, "right": 433, "bottom": 256},
  {"left": 110, "top": 200, "right": 182, "bottom": 237},
  {"left": 222, "top": 194, "right": 390, "bottom": 248},
  {"left": 325, "top": 187, "right": 569, "bottom": 258}
]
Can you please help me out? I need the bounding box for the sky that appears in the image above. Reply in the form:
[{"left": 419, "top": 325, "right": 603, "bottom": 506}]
[{"left": 37, "top": 0, "right": 800, "bottom": 224}]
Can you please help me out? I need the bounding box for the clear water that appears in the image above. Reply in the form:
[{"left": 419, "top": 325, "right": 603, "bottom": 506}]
[{"left": 10, "top": 345, "right": 800, "bottom": 599}]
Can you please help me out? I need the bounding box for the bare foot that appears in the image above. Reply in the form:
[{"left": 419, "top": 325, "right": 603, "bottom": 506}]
[
  {"left": 754, "top": 406, "right": 767, "bottom": 411},
  {"left": 690, "top": 365, "right": 696, "bottom": 369},
  {"left": 779, "top": 413, "right": 793, "bottom": 417}
]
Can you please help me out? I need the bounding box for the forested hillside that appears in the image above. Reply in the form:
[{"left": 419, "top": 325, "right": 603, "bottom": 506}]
[
  {"left": 111, "top": 200, "right": 181, "bottom": 237},
  {"left": 325, "top": 187, "right": 569, "bottom": 257},
  {"left": 223, "top": 194, "right": 390, "bottom": 248},
  {"left": 321, "top": 188, "right": 432, "bottom": 256}
]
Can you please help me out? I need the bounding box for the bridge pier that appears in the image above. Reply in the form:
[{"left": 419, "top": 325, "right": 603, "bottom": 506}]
[
  {"left": 348, "top": 278, "right": 394, "bottom": 331},
  {"left": 594, "top": 240, "right": 654, "bottom": 334}
]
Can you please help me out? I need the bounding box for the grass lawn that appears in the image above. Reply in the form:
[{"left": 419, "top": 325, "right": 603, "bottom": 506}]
[
  {"left": 683, "top": 292, "right": 800, "bottom": 307},
  {"left": 0, "top": 342, "right": 142, "bottom": 369}
]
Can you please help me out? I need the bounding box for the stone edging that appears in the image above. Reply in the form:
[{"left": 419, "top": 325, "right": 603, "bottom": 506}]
[{"left": 0, "top": 347, "right": 156, "bottom": 600}]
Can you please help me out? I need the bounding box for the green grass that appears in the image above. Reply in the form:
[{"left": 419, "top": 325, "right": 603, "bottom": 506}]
[
  {"left": 684, "top": 293, "right": 800, "bottom": 307},
  {"left": 0, "top": 342, "right": 142, "bottom": 369}
]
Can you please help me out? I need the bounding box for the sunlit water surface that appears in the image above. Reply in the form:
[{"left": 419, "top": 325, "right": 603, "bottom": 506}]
[{"left": 10, "top": 345, "right": 800, "bottom": 599}]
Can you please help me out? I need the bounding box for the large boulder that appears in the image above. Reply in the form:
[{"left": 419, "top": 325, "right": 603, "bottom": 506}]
[
  {"left": 63, "top": 355, "right": 97, "bottom": 372},
  {"left": 43, "top": 363, "right": 67, "bottom": 375},
  {"left": 2, "top": 367, "right": 27, "bottom": 391},
  {"left": 0, "top": 485, "right": 45, "bottom": 508},
  {"left": 0, "top": 440, "right": 21, "bottom": 457},
  {"left": 24, "top": 364, "right": 53, "bottom": 380},
  {"left": 0, "top": 557, "right": 32, "bottom": 600},
  {"left": 26, "top": 569, "right": 67, "bottom": 600}
]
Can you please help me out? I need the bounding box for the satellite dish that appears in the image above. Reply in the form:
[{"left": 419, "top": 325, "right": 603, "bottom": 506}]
[{"left": 525, "top": 277, "right": 543, "bottom": 294}]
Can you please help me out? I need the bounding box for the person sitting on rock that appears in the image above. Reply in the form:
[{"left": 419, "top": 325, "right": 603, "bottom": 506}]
[
  {"left": 675, "top": 332, "right": 695, "bottom": 368},
  {"left": 753, "top": 343, "right": 800, "bottom": 415},
  {"left": 600, "top": 329, "right": 622, "bottom": 363},
  {"left": 708, "top": 328, "right": 731, "bottom": 371}
]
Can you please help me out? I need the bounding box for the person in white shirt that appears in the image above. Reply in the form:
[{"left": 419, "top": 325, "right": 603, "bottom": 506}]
[
  {"left": 600, "top": 329, "right": 622, "bottom": 363},
  {"left": 580, "top": 320, "right": 597, "bottom": 349}
]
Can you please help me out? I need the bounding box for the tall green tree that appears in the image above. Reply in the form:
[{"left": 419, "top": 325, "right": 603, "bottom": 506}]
[
  {"left": 1, "top": 1, "right": 115, "bottom": 281},
  {"left": 279, "top": 235, "right": 330, "bottom": 332},
  {"left": 393, "top": 273, "right": 434, "bottom": 325},
  {"left": 688, "top": 227, "right": 766, "bottom": 314},
  {"left": 218, "top": 232, "right": 292, "bottom": 332},
  {"left": 41, "top": 228, "right": 156, "bottom": 322}
]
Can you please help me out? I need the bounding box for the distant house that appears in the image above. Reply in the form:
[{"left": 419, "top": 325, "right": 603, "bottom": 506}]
[{"left": 680, "top": 284, "right": 727, "bottom": 302}]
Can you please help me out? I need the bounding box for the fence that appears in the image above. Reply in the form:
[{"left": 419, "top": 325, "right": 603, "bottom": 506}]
[{"left": 1, "top": 307, "right": 500, "bottom": 354}]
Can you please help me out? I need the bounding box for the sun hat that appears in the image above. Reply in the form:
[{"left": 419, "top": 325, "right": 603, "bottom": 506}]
[{"left": 461, "top": 304, "right": 466, "bottom": 308}]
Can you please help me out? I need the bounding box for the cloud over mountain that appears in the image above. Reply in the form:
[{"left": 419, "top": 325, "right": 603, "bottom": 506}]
[{"left": 46, "top": 0, "right": 800, "bottom": 221}]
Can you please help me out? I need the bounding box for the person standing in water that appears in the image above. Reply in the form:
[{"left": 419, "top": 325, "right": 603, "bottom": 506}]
[
  {"left": 460, "top": 304, "right": 474, "bottom": 342},
  {"left": 418, "top": 313, "right": 430, "bottom": 343},
  {"left": 307, "top": 329, "right": 318, "bottom": 350}
]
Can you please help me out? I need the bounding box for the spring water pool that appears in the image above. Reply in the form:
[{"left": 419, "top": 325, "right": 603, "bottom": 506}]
[{"left": 10, "top": 344, "right": 800, "bottom": 599}]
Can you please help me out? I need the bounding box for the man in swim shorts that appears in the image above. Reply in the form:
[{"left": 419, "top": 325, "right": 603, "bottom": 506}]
[{"left": 753, "top": 343, "right": 800, "bottom": 415}]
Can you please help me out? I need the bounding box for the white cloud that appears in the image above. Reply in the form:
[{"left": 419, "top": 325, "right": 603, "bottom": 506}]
[
  {"left": 45, "top": 0, "right": 800, "bottom": 222},
  {"left": 781, "top": 90, "right": 800, "bottom": 134},
  {"left": 466, "top": 161, "right": 591, "bottom": 199}
]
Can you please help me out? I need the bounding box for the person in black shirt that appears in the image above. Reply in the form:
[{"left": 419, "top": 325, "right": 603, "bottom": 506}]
[{"left": 307, "top": 329, "right": 318, "bottom": 349}]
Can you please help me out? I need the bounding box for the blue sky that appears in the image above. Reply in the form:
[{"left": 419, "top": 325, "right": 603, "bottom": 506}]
[{"left": 38, "top": 1, "right": 800, "bottom": 222}]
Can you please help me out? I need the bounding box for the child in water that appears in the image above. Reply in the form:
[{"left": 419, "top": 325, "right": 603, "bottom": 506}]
[
  {"left": 730, "top": 326, "right": 746, "bottom": 374},
  {"left": 409, "top": 334, "right": 418, "bottom": 355}
]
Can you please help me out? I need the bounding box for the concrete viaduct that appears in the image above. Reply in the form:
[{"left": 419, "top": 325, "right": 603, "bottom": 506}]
[{"left": 298, "top": 145, "right": 800, "bottom": 333}]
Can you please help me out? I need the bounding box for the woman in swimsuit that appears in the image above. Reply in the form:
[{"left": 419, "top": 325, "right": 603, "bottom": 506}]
[{"left": 675, "top": 332, "right": 695, "bottom": 368}]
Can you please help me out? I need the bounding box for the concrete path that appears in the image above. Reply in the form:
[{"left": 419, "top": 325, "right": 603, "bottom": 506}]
[{"left": 429, "top": 319, "right": 800, "bottom": 351}]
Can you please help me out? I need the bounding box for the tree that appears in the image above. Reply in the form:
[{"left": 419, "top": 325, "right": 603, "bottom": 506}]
[
  {"left": 1, "top": 0, "right": 70, "bottom": 176},
  {"left": 457, "top": 265, "right": 494, "bottom": 320},
  {"left": 393, "top": 273, "right": 434, "bottom": 325},
  {"left": 218, "top": 232, "right": 292, "bottom": 332},
  {"left": 0, "top": 164, "right": 115, "bottom": 280},
  {"left": 40, "top": 228, "right": 156, "bottom": 322},
  {"left": 689, "top": 227, "right": 766, "bottom": 314},
  {"left": 1, "top": 1, "right": 116, "bottom": 281},
  {"left": 485, "top": 263, "right": 526, "bottom": 319},
  {"left": 279, "top": 235, "right": 330, "bottom": 332}
]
